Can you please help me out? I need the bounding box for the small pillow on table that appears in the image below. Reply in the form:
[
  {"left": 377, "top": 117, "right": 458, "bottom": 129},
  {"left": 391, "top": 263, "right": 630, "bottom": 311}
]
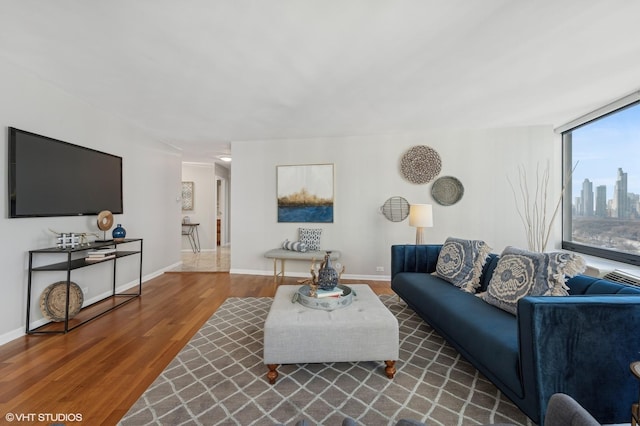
[
  {"left": 435, "top": 237, "right": 492, "bottom": 293},
  {"left": 282, "top": 239, "right": 308, "bottom": 252},
  {"left": 298, "top": 228, "right": 322, "bottom": 251},
  {"left": 479, "top": 246, "right": 586, "bottom": 315}
]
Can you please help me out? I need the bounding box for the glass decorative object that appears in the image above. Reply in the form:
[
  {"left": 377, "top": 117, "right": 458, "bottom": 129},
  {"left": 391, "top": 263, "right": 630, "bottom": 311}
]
[{"left": 112, "top": 224, "right": 126, "bottom": 242}]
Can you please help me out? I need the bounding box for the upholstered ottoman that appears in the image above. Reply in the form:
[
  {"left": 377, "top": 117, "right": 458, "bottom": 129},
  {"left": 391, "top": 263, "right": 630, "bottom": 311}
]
[{"left": 263, "top": 284, "right": 399, "bottom": 384}]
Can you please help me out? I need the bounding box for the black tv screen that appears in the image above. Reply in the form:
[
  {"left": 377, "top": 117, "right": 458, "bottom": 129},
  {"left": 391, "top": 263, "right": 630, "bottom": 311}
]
[{"left": 8, "top": 127, "right": 123, "bottom": 218}]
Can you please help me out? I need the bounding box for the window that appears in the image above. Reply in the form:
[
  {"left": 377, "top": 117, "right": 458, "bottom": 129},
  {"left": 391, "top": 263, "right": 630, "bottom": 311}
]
[{"left": 561, "top": 93, "right": 640, "bottom": 265}]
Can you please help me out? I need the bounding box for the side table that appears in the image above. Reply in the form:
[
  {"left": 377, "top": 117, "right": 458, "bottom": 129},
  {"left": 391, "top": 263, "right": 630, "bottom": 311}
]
[{"left": 181, "top": 223, "right": 201, "bottom": 252}]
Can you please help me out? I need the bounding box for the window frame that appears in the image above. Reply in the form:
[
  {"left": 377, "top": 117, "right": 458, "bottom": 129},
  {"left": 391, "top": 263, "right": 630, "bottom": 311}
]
[{"left": 560, "top": 90, "right": 640, "bottom": 266}]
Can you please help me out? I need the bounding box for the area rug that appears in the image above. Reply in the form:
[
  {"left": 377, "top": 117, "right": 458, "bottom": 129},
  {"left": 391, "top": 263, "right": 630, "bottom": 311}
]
[{"left": 120, "top": 296, "right": 532, "bottom": 426}]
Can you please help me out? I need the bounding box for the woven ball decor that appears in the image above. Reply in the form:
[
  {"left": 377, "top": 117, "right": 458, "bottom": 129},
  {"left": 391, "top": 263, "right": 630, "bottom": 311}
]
[
  {"left": 40, "top": 281, "right": 84, "bottom": 322},
  {"left": 400, "top": 145, "right": 442, "bottom": 184}
]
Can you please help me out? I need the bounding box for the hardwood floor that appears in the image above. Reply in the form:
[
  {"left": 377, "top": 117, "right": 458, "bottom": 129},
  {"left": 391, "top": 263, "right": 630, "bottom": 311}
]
[{"left": 0, "top": 273, "right": 391, "bottom": 425}]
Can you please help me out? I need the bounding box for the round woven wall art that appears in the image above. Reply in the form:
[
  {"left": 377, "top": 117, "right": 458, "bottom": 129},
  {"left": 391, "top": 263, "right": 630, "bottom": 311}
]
[
  {"left": 431, "top": 176, "right": 464, "bottom": 206},
  {"left": 40, "top": 281, "right": 84, "bottom": 322},
  {"left": 380, "top": 196, "right": 410, "bottom": 222},
  {"left": 400, "top": 145, "right": 442, "bottom": 184}
]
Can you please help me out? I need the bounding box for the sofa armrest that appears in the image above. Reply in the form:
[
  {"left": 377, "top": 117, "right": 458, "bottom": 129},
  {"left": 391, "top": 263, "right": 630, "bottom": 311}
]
[
  {"left": 518, "top": 295, "right": 640, "bottom": 424},
  {"left": 391, "top": 245, "right": 442, "bottom": 279}
]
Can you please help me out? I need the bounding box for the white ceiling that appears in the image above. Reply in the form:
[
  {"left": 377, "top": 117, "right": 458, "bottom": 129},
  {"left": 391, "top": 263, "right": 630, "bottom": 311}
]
[{"left": 1, "top": 1, "right": 640, "bottom": 163}]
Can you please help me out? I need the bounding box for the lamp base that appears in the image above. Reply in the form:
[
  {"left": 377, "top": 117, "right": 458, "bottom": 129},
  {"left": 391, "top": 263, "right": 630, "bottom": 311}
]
[{"left": 415, "top": 227, "right": 426, "bottom": 245}]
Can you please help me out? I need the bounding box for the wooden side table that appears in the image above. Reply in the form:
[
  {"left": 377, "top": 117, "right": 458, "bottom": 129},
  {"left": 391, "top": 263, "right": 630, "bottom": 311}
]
[{"left": 631, "top": 361, "right": 640, "bottom": 426}]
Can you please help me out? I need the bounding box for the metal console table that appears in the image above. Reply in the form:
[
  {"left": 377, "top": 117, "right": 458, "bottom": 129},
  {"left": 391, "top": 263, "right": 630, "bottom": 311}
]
[{"left": 26, "top": 238, "right": 143, "bottom": 334}]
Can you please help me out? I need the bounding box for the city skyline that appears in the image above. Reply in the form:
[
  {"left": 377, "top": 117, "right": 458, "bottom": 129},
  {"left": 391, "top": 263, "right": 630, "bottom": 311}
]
[{"left": 574, "top": 167, "right": 639, "bottom": 219}]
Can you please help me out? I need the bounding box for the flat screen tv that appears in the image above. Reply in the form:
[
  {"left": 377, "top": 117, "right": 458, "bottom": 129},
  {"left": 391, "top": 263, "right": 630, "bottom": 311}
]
[{"left": 8, "top": 127, "right": 123, "bottom": 218}]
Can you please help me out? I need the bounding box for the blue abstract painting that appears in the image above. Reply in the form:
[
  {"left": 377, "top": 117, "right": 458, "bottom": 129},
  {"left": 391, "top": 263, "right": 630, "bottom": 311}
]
[{"left": 277, "top": 164, "right": 334, "bottom": 223}]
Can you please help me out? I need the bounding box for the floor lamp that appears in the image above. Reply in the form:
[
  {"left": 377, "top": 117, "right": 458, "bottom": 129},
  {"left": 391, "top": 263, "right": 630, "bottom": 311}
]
[{"left": 409, "top": 204, "right": 433, "bottom": 245}]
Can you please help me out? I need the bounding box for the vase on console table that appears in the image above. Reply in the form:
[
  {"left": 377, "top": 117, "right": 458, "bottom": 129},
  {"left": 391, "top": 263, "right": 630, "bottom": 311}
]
[
  {"left": 112, "top": 224, "right": 126, "bottom": 242},
  {"left": 317, "top": 251, "right": 339, "bottom": 291}
]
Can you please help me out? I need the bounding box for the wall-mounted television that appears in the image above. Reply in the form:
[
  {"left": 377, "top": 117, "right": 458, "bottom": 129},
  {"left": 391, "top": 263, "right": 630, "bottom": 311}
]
[{"left": 8, "top": 127, "right": 123, "bottom": 218}]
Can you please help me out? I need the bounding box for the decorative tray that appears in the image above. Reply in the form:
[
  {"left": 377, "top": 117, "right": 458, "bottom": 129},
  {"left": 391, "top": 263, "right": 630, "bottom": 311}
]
[{"left": 292, "top": 284, "right": 353, "bottom": 310}]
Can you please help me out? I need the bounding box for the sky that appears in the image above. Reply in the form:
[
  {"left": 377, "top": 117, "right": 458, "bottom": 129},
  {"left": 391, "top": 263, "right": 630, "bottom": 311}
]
[{"left": 570, "top": 101, "right": 640, "bottom": 201}]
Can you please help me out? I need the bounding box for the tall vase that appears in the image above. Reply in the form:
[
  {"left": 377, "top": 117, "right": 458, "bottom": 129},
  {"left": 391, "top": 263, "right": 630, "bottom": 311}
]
[{"left": 317, "top": 251, "right": 339, "bottom": 291}]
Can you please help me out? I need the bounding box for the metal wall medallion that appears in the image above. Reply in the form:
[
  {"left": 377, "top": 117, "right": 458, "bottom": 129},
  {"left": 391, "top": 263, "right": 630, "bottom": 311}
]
[
  {"left": 380, "top": 196, "right": 410, "bottom": 222},
  {"left": 400, "top": 145, "right": 442, "bottom": 184},
  {"left": 431, "top": 176, "right": 464, "bottom": 206}
]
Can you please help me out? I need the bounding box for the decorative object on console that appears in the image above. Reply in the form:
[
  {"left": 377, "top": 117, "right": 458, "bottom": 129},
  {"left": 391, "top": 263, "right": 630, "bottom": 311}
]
[
  {"left": 277, "top": 164, "right": 334, "bottom": 223},
  {"left": 479, "top": 246, "right": 586, "bottom": 315},
  {"left": 435, "top": 237, "right": 491, "bottom": 293},
  {"left": 49, "top": 229, "right": 97, "bottom": 247},
  {"left": 400, "top": 145, "right": 442, "bottom": 184},
  {"left": 298, "top": 228, "right": 322, "bottom": 251},
  {"left": 182, "top": 181, "right": 194, "bottom": 210},
  {"left": 96, "top": 210, "right": 114, "bottom": 241},
  {"left": 39, "top": 281, "right": 84, "bottom": 322},
  {"left": 431, "top": 176, "right": 464, "bottom": 206},
  {"left": 112, "top": 224, "right": 126, "bottom": 242},
  {"left": 409, "top": 204, "right": 433, "bottom": 244},
  {"left": 380, "top": 196, "right": 410, "bottom": 222}
]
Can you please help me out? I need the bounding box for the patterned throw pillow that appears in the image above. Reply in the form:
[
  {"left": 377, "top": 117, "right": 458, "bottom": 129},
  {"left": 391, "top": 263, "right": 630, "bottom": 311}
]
[
  {"left": 479, "top": 246, "right": 586, "bottom": 315},
  {"left": 435, "top": 237, "right": 492, "bottom": 292},
  {"left": 298, "top": 228, "right": 322, "bottom": 251},
  {"left": 281, "top": 239, "right": 308, "bottom": 252}
]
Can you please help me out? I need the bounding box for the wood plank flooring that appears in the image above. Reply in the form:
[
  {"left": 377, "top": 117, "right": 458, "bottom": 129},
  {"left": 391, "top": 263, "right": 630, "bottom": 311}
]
[{"left": 0, "top": 273, "right": 391, "bottom": 425}]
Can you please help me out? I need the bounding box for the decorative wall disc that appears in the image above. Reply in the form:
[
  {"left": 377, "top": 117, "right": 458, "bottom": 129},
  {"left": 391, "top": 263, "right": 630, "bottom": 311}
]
[
  {"left": 97, "top": 210, "right": 113, "bottom": 231},
  {"left": 380, "top": 196, "right": 410, "bottom": 222},
  {"left": 40, "top": 281, "right": 84, "bottom": 322},
  {"left": 431, "top": 176, "right": 464, "bottom": 206},
  {"left": 400, "top": 145, "right": 442, "bottom": 184}
]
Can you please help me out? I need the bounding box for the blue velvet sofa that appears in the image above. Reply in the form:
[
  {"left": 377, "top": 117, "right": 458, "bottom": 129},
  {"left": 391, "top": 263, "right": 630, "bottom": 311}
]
[{"left": 391, "top": 244, "right": 640, "bottom": 425}]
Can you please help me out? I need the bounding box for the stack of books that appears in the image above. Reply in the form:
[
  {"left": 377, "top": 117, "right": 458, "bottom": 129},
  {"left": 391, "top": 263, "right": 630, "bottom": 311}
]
[
  {"left": 85, "top": 248, "right": 117, "bottom": 262},
  {"left": 315, "top": 287, "right": 344, "bottom": 298}
]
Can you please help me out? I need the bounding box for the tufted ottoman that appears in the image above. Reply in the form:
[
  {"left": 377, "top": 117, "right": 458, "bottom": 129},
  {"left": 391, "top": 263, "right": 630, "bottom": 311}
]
[{"left": 263, "top": 284, "right": 399, "bottom": 384}]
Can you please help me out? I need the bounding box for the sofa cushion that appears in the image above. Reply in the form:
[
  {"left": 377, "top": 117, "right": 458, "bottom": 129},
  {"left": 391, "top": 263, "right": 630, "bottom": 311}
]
[
  {"left": 479, "top": 247, "right": 586, "bottom": 315},
  {"left": 435, "top": 237, "right": 492, "bottom": 292}
]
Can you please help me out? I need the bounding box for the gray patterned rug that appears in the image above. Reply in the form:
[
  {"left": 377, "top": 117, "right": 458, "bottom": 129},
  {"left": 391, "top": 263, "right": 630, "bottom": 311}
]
[{"left": 120, "top": 296, "right": 532, "bottom": 426}]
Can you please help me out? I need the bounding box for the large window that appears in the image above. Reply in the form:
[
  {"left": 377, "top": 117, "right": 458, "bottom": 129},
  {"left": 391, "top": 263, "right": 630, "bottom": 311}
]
[{"left": 562, "top": 93, "right": 640, "bottom": 265}]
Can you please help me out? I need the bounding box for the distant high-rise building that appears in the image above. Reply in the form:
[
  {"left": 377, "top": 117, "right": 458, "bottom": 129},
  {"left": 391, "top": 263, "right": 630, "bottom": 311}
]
[
  {"left": 595, "top": 185, "right": 607, "bottom": 217},
  {"left": 581, "top": 178, "right": 593, "bottom": 216},
  {"left": 613, "top": 168, "right": 629, "bottom": 218}
]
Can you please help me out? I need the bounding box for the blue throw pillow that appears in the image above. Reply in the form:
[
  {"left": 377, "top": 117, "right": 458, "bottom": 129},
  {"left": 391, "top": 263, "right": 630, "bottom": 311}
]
[
  {"left": 479, "top": 246, "right": 586, "bottom": 315},
  {"left": 435, "top": 237, "right": 492, "bottom": 292}
]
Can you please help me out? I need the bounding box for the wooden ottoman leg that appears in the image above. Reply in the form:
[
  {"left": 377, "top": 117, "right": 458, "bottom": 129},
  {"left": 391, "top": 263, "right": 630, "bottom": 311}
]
[
  {"left": 267, "top": 364, "right": 279, "bottom": 384},
  {"left": 385, "top": 360, "right": 396, "bottom": 379}
]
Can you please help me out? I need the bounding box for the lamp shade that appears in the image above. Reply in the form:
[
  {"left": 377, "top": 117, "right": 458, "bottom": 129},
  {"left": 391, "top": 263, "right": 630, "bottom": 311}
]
[{"left": 409, "top": 204, "right": 433, "bottom": 228}]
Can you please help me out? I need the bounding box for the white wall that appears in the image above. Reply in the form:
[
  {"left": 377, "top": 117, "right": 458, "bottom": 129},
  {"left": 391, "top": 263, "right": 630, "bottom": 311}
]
[
  {"left": 230, "top": 126, "right": 561, "bottom": 279},
  {"left": 0, "top": 57, "right": 183, "bottom": 344}
]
